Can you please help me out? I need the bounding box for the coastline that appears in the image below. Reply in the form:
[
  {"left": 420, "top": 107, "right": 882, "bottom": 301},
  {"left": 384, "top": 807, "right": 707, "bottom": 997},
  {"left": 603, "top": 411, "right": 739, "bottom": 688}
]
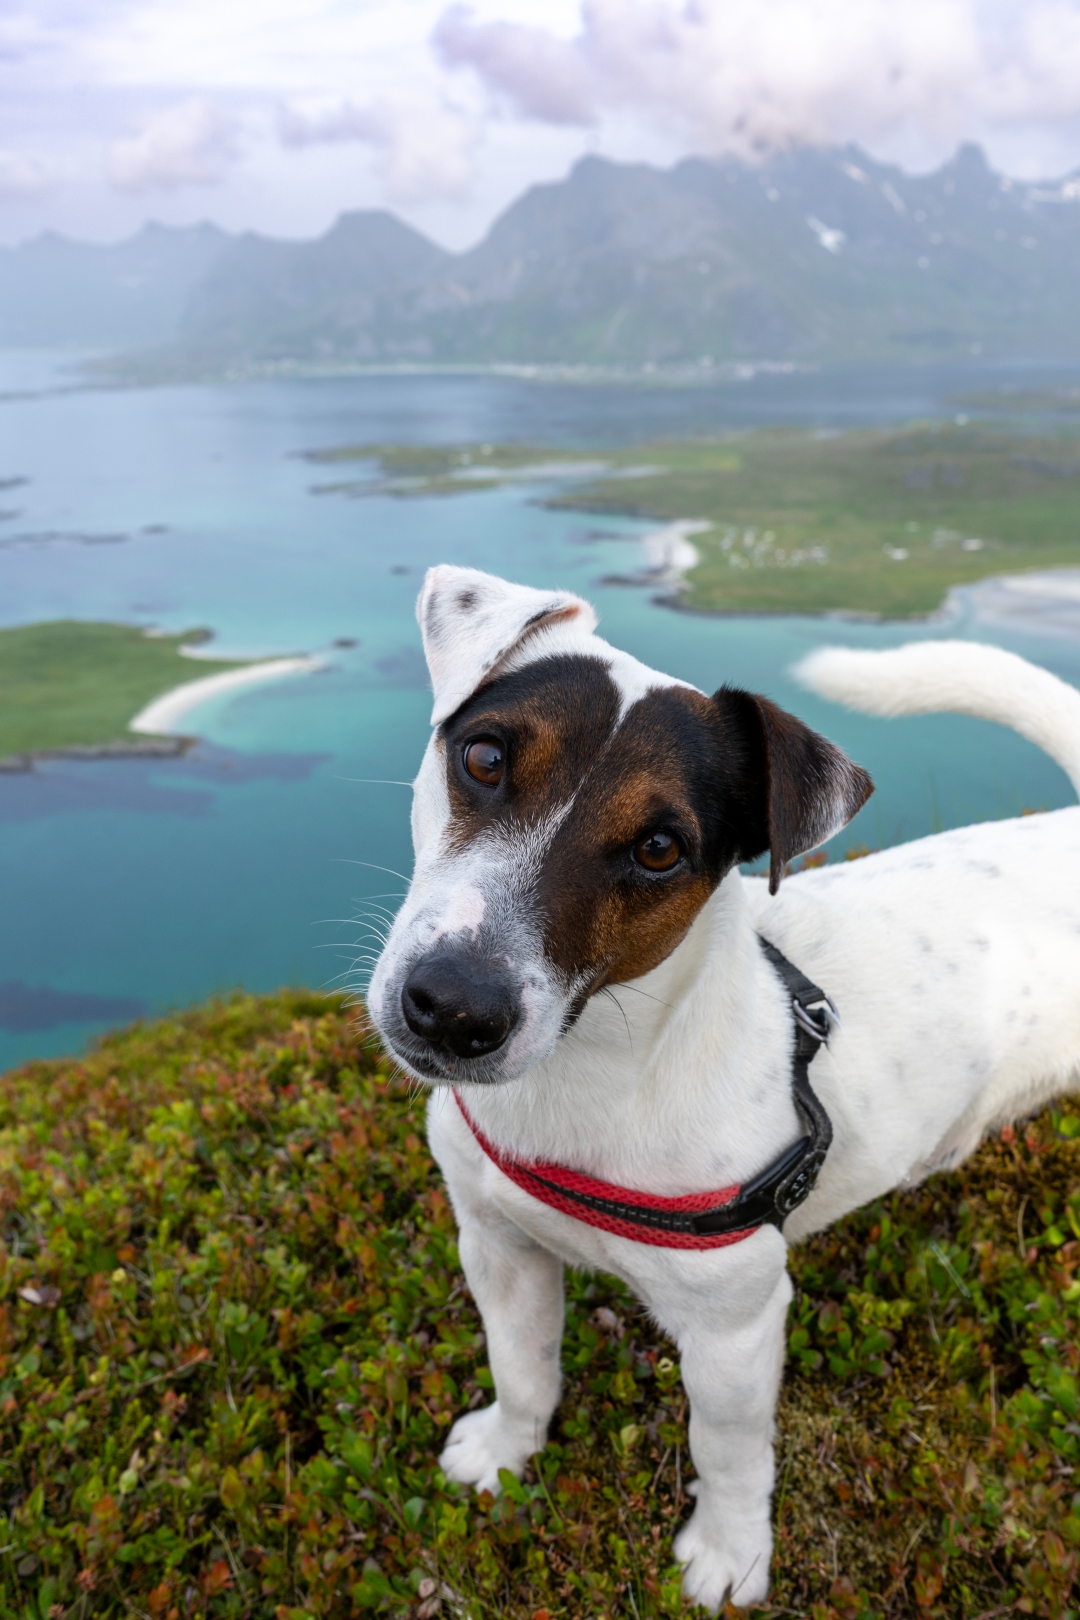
[
  {"left": 129, "top": 656, "right": 322, "bottom": 736},
  {"left": 0, "top": 655, "right": 322, "bottom": 773},
  {"left": 611, "top": 467, "right": 1080, "bottom": 633},
  {"left": 0, "top": 736, "right": 191, "bottom": 774},
  {"left": 651, "top": 561, "right": 1080, "bottom": 634},
  {"left": 602, "top": 519, "right": 709, "bottom": 589},
  {"left": 952, "top": 568, "right": 1080, "bottom": 639}
]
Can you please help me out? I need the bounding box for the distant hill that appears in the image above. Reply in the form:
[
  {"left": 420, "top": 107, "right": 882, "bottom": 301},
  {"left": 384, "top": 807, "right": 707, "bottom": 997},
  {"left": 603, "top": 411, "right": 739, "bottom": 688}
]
[
  {"left": 3, "top": 143, "right": 1080, "bottom": 369},
  {"left": 0, "top": 222, "right": 227, "bottom": 349},
  {"left": 179, "top": 211, "right": 450, "bottom": 358}
]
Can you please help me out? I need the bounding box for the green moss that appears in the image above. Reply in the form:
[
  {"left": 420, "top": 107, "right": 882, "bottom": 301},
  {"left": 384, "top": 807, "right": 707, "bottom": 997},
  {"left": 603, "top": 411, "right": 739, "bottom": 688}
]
[
  {"left": 0, "top": 991, "right": 1075, "bottom": 1617},
  {"left": 0, "top": 621, "right": 247, "bottom": 759}
]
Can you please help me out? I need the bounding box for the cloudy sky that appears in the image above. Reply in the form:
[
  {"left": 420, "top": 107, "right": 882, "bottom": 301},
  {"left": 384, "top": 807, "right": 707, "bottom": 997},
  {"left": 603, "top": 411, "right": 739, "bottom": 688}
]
[{"left": 4, "top": 0, "right": 1080, "bottom": 249}]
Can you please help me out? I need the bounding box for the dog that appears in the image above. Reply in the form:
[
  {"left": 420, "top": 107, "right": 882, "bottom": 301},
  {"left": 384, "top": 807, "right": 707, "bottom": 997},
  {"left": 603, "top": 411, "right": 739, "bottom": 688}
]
[{"left": 367, "top": 564, "right": 1080, "bottom": 1611}]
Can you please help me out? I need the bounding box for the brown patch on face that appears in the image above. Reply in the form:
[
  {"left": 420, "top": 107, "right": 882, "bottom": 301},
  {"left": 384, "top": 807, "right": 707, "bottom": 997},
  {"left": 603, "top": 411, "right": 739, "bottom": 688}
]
[
  {"left": 440, "top": 655, "right": 622, "bottom": 852},
  {"left": 534, "top": 686, "right": 762, "bottom": 991},
  {"left": 444, "top": 668, "right": 763, "bottom": 995},
  {"left": 439, "top": 655, "right": 872, "bottom": 1010}
]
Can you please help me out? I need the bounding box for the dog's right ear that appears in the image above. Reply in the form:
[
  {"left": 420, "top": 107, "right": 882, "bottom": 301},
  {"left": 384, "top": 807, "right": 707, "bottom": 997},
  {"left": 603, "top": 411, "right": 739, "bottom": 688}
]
[
  {"left": 716, "top": 686, "right": 874, "bottom": 894},
  {"left": 418, "top": 565, "right": 598, "bottom": 725}
]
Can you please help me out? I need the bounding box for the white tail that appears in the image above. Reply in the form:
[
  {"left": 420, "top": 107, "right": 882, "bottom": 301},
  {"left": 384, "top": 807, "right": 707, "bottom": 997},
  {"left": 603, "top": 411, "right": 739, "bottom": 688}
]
[{"left": 794, "top": 640, "right": 1080, "bottom": 797}]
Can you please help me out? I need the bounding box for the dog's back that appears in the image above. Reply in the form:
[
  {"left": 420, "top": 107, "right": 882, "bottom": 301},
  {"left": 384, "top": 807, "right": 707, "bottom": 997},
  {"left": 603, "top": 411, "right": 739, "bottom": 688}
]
[{"left": 760, "top": 640, "right": 1080, "bottom": 1220}]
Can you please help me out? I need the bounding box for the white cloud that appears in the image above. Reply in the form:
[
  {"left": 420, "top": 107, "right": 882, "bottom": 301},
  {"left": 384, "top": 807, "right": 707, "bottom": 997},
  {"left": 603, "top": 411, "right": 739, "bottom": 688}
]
[
  {"left": 434, "top": 5, "right": 594, "bottom": 125},
  {"left": 5, "top": 0, "right": 1080, "bottom": 245},
  {"left": 431, "top": 0, "right": 1080, "bottom": 164},
  {"left": 107, "top": 97, "right": 241, "bottom": 191},
  {"left": 277, "top": 93, "right": 478, "bottom": 201}
]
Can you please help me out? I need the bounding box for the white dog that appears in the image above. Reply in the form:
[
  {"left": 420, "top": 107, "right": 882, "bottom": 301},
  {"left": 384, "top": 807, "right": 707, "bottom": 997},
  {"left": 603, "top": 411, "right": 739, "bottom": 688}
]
[{"left": 367, "top": 565, "right": 1080, "bottom": 1611}]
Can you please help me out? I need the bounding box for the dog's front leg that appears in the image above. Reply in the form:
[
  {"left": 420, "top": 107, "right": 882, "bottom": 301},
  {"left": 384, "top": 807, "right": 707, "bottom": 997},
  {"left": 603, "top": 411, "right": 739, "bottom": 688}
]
[
  {"left": 658, "top": 1237, "right": 792, "bottom": 1613},
  {"left": 439, "top": 1205, "right": 565, "bottom": 1494}
]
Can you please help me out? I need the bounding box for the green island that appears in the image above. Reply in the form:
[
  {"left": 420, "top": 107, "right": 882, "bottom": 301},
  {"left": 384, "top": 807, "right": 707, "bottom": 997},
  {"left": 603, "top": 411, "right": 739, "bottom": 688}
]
[
  {"left": 0, "top": 621, "right": 247, "bottom": 763},
  {"left": 311, "top": 424, "right": 1080, "bottom": 618},
  {"left": 0, "top": 989, "right": 1074, "bottom": 1616}
]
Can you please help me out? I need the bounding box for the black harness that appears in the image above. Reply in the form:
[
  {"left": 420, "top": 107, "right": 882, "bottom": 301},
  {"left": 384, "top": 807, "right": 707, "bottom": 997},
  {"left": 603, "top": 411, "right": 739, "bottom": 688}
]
[
  {"left": 574, "top": 936, "right": 835, "bottom": 1240},
  {"left": 689, "top": 937, "right": 836, "bottom": 1237},
  {"left": 455, "top": 936, "right": 837, "bottom": 1247}
]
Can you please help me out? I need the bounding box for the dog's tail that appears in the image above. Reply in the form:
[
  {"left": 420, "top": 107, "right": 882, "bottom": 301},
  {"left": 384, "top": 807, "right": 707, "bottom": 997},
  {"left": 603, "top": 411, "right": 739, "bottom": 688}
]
[{"left": 794, "top": 640, "right": 1080, "bottom": 797}]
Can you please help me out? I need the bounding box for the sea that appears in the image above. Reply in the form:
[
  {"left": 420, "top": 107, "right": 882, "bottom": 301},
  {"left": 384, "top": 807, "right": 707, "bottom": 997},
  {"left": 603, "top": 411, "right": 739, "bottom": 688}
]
[{"left": 2, "top": 350, "right": 1080, "bottom": 1072}]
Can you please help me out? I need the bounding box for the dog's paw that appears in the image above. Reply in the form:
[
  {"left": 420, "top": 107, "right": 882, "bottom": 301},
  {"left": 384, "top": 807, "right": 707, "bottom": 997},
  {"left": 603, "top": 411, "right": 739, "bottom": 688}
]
[
  {"left": 673, "top": 1504, "right": 771, "bottom": 1613},
  {"left": 438, "top": 1403, "right": 534, "bottom": 1495}
]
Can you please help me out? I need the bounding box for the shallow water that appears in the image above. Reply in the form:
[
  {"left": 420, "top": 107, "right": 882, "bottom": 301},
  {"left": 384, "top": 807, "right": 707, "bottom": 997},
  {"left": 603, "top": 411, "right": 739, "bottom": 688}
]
[{"left": 2, "top": 352, "right": 1079, "bottom": 1070}]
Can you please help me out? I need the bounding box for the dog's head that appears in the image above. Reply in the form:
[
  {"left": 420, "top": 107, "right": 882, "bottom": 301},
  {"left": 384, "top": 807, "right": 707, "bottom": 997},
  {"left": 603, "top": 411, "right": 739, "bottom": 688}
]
[{"left": 367, "top": 566, "right": 872, "bottom": 1084}]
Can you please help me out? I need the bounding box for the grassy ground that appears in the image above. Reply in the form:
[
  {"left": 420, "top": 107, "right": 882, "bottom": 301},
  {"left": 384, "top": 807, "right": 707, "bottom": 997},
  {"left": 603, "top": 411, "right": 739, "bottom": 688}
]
[
  {"left": 0, "top": 622, "right": 245, "bottom": 760},
  {"left": 0, "top": 989, "right": 1076, "bottom": 1619},
  {"left": 308, "top": 426, "right": 1080, "bottom": 618}
]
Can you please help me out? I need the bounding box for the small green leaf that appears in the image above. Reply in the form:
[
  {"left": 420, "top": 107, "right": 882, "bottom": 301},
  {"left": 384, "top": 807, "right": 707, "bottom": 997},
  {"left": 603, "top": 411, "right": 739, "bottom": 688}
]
[{"left": 220, "top": 1465, "right": 247, "bottom": 1510}]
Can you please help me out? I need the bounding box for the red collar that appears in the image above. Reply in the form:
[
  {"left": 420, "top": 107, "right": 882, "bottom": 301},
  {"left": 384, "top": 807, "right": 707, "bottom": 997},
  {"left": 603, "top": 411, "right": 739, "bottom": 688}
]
[
  {"left": 449, "top": 936, "right": 836, "bottom": 1249},
  {"left": 452, "top": 1089, "right": 754, "bottom": 1250}
]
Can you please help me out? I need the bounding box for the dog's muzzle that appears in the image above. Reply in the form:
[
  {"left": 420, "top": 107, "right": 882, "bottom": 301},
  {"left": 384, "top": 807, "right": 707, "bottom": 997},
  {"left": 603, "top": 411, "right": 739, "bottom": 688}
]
[{"left": 401, "top": 950, "right": 520, "bottom": 1060}]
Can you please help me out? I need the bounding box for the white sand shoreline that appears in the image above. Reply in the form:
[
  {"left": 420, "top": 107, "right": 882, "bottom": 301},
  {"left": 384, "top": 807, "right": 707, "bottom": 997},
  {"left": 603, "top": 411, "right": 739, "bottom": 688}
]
[
  {"left": 953, "top": 568, "right": 1080, "bottom": 640},
  {"left": 129, "top": 657, "right": 322, "bottom": 737},
  {"left": 641, "top": 519, "right": 709, "bottom": 580}
]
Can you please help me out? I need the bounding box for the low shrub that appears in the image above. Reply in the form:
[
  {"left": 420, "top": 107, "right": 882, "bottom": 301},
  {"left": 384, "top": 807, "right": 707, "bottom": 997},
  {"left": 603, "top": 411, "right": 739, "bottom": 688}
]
[{"left": 0, "top": 992, "right": 1076, "bottom": 1618}]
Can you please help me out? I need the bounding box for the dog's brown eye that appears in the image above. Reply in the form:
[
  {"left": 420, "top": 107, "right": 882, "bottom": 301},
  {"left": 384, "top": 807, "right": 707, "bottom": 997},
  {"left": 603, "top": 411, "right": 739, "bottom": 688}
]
[
  {"left": 632, "top": 831, "right": 682, "bottom": 871},
  {"left": 464, "top": 739, "right": 504, "bottom": 786}
]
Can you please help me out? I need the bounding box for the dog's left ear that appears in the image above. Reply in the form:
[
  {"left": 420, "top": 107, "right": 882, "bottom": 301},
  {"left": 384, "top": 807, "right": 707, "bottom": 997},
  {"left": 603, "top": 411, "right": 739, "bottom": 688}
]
[
  {"left": 717, "top": 688, "right": 874, "bottom": 894},
  {"left": 418, "top": 565, "right": 598, "bottom": 725}
]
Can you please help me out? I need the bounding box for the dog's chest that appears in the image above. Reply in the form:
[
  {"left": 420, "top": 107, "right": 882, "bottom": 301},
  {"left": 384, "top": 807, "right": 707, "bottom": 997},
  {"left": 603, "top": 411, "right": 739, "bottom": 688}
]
[{"left": 426, "top": 1083, "right": 788, "bottom": 1305}]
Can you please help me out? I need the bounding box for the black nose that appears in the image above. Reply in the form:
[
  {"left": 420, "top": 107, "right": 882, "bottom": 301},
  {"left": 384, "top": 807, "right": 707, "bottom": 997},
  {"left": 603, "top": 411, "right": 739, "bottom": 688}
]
[{"left": 401, "top": 954, "right": 518, "bottom": 1059}]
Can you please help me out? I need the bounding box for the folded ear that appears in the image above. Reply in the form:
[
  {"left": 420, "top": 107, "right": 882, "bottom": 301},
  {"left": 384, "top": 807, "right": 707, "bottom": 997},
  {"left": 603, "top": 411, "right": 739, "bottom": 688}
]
[
  {"left": 716, "top": 687, "right": 874, "bottom": 893},
  {"left": 417, "top": 565, "right": 599, "bottom": 725}
]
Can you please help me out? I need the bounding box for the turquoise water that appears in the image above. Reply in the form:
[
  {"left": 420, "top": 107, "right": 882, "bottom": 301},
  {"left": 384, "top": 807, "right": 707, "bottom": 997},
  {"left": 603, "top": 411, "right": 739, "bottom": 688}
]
[{"left": 2, "top": 352, "right": 1080, "bottom": 1070}]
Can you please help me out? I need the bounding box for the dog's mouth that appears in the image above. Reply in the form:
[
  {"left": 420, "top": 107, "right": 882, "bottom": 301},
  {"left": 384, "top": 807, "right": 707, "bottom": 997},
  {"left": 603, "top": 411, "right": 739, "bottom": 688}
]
[{"left": 382, "top": 1034, "right": 512, "bottom": 1087}]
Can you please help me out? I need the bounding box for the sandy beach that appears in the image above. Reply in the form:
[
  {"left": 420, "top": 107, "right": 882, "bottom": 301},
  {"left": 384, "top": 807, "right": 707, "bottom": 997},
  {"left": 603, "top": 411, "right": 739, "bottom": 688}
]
[
  {"left": 640, "top": 519, "right": 710, "bottom": 581},
  {"left": 959, "top": 569, "right": 1080, "bottom": 639},
  {"left": 129, "top": 656, "right": 322, "bottom": 737}
]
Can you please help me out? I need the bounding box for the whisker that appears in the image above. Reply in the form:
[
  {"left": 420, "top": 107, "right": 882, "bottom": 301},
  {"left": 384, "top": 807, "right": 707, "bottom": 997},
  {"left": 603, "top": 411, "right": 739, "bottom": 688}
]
[
  {"left": 324, "top": 922, "right": 393, "bottom": 939},
  {"left": 322, "top": 966, "right": 366, "bottom": 988},
  {"left": 335, "top": 777, "right": 415, "bottom": 787},
  {"left": 335, "top": 859, "right": 412, "bottom": 882},
  {"left": 609, "top": 981, "right": 675, "bottom": 1011},
  {"left": 314, "top": 920, "right": 386, "bottom": 932},
  {"left": 600, "top": 986, "right": 633, "bottom": 1055}
]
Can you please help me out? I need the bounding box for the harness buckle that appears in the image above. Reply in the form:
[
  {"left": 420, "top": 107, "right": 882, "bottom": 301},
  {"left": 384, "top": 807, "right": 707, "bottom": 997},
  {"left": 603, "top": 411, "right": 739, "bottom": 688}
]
[
  {"left": 791, "top": 996, "right": 838, "bottom": 1044},
  {"left": 773, "top": 1145, "right": 828, "bottom": 1218}
]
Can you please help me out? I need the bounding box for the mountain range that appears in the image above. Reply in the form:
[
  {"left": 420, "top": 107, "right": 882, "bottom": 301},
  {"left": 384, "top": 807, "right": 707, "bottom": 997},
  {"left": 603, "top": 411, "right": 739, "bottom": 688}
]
[{"left": 3, "top": 142, "right": 1079, "bottom": 371}]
